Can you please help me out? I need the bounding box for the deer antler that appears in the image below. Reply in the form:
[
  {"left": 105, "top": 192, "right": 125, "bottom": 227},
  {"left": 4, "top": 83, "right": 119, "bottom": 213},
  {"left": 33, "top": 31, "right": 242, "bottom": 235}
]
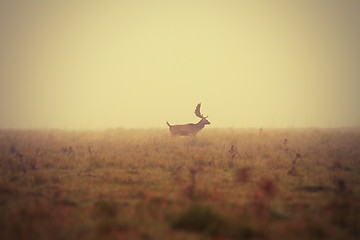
[{"left": 194, "top": 103, "right": 207, "bottom": 118}]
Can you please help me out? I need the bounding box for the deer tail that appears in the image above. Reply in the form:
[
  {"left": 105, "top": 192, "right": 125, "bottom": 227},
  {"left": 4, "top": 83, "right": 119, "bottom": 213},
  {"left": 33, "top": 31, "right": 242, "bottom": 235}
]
[{"left": 166, "top": 121, "right": 172, "bottom": 128}]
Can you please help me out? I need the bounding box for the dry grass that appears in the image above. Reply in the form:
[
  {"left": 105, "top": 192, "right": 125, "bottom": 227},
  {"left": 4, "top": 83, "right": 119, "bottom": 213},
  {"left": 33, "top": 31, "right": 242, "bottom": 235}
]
[{"left": 0, "top": 128, "right": 359, "bottom": 240}]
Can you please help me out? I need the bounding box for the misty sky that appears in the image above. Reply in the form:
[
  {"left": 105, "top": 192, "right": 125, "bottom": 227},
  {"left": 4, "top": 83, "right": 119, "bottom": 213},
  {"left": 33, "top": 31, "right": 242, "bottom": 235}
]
[{"left": 1, "top": 0, "right": 360, "bottom": 129}]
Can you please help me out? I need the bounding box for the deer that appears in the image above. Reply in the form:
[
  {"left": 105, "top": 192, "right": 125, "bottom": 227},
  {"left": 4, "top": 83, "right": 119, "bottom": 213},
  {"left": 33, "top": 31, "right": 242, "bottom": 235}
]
[{"left": 166, "top": 103, "right": 210, "bottom": 136}]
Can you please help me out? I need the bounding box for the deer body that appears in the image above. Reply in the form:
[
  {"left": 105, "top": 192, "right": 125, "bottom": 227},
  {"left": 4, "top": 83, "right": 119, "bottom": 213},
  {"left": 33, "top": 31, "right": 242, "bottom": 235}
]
[{"left": 166, "top": 104, "right": 210, "bottom": 136}]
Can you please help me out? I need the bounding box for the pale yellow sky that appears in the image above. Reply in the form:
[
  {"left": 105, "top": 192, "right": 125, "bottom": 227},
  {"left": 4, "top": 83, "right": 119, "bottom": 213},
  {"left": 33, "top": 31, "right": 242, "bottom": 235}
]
[{"left": 1, "top": 0, "right": 359, "bottom": 129}]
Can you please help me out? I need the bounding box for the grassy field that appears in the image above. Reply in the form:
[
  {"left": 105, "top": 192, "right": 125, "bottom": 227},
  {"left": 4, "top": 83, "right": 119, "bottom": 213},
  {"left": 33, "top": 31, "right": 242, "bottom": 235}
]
[{"left": 0, "top": 128, "right": 359, "bottom": 240}]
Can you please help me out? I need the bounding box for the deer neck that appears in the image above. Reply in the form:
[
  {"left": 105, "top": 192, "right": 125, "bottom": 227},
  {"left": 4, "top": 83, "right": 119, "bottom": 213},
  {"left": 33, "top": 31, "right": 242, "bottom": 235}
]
[{"left": 196, "top": 119, "right": 206, "bottom": 129}]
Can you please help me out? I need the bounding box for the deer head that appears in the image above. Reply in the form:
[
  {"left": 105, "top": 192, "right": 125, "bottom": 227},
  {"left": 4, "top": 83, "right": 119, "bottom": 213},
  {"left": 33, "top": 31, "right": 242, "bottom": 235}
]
[{"left": 194, "top": 103, "right": 210, "bottom": 125}]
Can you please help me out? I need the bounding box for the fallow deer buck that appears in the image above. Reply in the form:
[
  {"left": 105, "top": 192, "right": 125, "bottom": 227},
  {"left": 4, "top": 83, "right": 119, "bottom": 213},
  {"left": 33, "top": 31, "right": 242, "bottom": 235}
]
[{"left": 166, "top": 103, "right": 210, "bottom": 136}]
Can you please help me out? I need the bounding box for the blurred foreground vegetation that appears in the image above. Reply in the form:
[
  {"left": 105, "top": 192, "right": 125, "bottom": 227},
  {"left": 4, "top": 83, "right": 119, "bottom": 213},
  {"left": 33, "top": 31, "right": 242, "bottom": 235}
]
[{"left": 0, "top": 128, "right": 359, "bottom": 240}]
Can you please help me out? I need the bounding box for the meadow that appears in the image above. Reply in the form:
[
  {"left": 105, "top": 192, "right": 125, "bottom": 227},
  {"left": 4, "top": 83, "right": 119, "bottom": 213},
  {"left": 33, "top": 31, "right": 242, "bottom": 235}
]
[{"left": 0, "top": 128, "right": 359, "bottom": 240}]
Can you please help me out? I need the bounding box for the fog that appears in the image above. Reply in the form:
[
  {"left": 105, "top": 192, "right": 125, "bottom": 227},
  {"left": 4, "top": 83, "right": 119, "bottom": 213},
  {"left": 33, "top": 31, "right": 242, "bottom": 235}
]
[{"left": 1, "top": 0, "right": 360, "bottom": 129}]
